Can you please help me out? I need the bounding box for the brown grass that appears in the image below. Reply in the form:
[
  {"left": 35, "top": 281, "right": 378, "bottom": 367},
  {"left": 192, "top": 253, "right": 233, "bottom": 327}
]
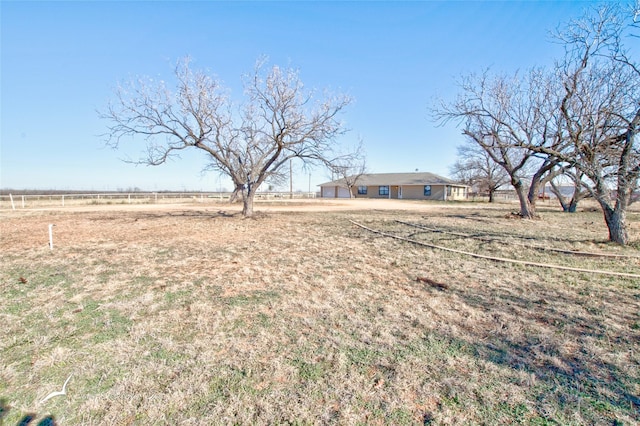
[{"left": 0, "top": 200, "right": 639, "bottom": 425}]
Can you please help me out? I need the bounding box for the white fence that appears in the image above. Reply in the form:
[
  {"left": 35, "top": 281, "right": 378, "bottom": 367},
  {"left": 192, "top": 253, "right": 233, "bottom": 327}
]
[{"left": 0, "top": 191, "right": 317, "bottom": 210}]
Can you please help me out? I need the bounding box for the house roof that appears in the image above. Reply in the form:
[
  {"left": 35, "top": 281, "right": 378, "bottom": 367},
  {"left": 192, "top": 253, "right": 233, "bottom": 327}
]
[{"left": 319, "top": 172, "right": 466, "bottom": 187}]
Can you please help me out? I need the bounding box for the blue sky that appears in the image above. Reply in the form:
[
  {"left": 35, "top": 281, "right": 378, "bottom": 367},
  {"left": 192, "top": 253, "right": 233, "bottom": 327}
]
[{"left": 1, "top": 1, "right": 593, "bottom": 192}]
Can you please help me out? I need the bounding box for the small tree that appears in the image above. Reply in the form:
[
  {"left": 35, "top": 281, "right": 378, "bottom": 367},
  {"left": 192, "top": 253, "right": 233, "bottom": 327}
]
[
  {"left": 547, "top": 167, "right": 589, "bottom": 213},
  {"left": 102, "top": 58, "right": 351, "bottom": 217},
  {"left": 326, "top": 140, "right": 367, "bottom": 198},
  {"left": 450, "top": 142, "right": 510, "bottom": 202}
]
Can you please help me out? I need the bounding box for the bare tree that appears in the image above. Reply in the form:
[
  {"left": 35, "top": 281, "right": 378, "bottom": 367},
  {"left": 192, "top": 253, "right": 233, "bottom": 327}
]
[
  {"left": 450, "top": 142, "right": 509, "bottom": 202},
  {"left": 326, "top": 140, "right": 367, "bottom": 198},
  {"left": 531, "top": 4, "right": 640, "bottom": 244},
  {"left": 435, "top": 4, "right": 638, "bottom": 243},
  {"left": 547, "top": 167, "right": 589, "bottom": 213},
  {"left": 434, "top": 69, "right": 563, "bottom": 218},
  {"left": 102, "top": 58, "right": 351, "bottom": 217}
]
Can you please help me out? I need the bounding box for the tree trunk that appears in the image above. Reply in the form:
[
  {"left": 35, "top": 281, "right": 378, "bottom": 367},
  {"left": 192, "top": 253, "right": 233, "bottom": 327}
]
[
  {"left": 242, "top": 189, "right": 255, "bottom": 217},
  {"left": 593, "top": 174, "right": 631, "bottom": 244},
  {"left": 526, "top": 179, "right": 540, "bottom": 216},
  {"left": 559, "top": 199, "right": 570, "bottom": 212},
  {"left": 601, "top": 205, "right": 629, "bottom": 244},
  {"left": 549, "top": 180, "right": 583, "bottom": 213},
  {"left": 229, "top": 184, "right": 244, "bottom": 204},
  {"left": 567, "top": 197, "right": 579, "bottom": 213},
  {"left": 488, "top": 189, "right": 495, "bottom": 203},
  {"left": 513, "top": 179, "right": 537, "bottom": 219}
]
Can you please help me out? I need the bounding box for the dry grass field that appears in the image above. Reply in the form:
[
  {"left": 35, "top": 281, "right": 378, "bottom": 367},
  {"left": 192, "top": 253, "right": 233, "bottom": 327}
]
[{"left": 1, "top": 199, "right": 639, "bottom": 425}]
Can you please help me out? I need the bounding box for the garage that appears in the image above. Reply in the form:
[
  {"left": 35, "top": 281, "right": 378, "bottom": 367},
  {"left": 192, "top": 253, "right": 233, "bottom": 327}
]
[{"left": 321, "top": 186, "right": 351, "bottom": 198}]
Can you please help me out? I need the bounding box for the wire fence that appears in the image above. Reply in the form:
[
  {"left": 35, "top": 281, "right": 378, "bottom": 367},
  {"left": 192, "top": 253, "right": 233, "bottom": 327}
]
[{"left": 0, "top": 191, "right": 318, "bottom": 210}]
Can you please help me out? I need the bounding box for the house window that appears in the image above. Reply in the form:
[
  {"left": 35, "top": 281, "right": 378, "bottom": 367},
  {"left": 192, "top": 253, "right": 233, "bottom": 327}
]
[
  {"left": 379, "top": 186, "right": 389, "bottom": 196},
  {"left": 358, "top": 186, "right": 368, "bottom": 195},
  {"left": 424, "top": 185, "right": 432, "bottom": 196}
]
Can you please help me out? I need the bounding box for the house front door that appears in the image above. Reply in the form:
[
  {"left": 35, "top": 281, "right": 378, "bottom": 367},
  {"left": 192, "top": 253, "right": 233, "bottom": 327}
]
[{"left": 390, "top": 186, "right": 403, "bottom": 199}]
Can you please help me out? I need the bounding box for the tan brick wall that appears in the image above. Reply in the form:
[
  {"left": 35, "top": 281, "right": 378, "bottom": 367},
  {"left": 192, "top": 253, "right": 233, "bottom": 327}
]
[{"left": 326, "top": 184, "right": 467, "bottom": 200}]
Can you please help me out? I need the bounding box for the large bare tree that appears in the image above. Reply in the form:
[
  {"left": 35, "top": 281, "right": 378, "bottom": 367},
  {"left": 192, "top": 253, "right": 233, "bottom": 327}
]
[
  {"left": 441, "top": 4, "right": 639, "bottom": 243},
  {"left": 102, "top": 58, "right": 351, "bottom": 217},
  {"left": 433, "top": 69, "right": 563, "bottom": 218},
  {"left": 529, "top": 4, "right": 640, "bottom": 244}
]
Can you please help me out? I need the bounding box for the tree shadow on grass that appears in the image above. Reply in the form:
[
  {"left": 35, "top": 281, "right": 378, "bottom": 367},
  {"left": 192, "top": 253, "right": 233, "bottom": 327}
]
[
  {"left": 169, "top": 210, "right": 241, "bottom": 218},
  {"left": 130, "top": 210, "right": 243, "bottom": 221},
  {"left": 438, "top": 279, "right": 640, "bottom": 423},
  {"left": 414, "top": 218, "right": 598, "bottom": 245}
]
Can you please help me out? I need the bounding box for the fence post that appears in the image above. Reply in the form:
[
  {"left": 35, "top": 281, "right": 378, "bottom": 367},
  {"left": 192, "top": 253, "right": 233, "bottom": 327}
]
[
  {"left": 22, "top": 195, "right": 25, "bottom": 208},
  {"left": 9, "top": 193, "right": 15, "bottom": 210},
  {"left": 48, "top": 224, "right": 54, "bottom": 250},
  {"left": 62, "top": 195, "right": 65, "bottom": 207}
]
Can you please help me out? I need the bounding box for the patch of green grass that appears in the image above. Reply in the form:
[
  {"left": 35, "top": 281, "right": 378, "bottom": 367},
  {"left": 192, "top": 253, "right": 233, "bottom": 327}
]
[
  {"left": 495, "top": 402, "right": 530, "bottom": 421},
  {"left": 92, "top": 309, "right": 133, "bottom": 343},
  {"left": 289, "top": 356, "right": 327, "bottom": 381},
  {"left": 131, "top": 275, "right": 156, "bottom": 286},
  {"left": 528, "top": 417, "right": 561, "bottom": 426},
  {"left": 386, "top": 408, "right": 416, "bottom": 424},
  {"left": 256, "top": 311, "right": 272, "bottom": 327},
  {"left": 96, "top": 269, "right": 118, "bottom": 284},
  {"left": 228, "top": 318, "right": 247, "bottom": 333},
  {"left": 346, "top": 346, "right": 382, "bottom": 368},
  {"left": 587, "top": 397, "right": 616, "bottom": 413},
  {"left": 72, "top": 300, "right": 132, "bottom": 343},
  {"left": 164, "top": 289, "right": 192, "bottom": 304},
  {"left": 82, "top": 366, "right": 123, "bottom": 395},
  {"left": 441, "top": 394, "right": 461, "bottom": 407},
  {"left": 149, "top": 346, "right": 189, "bottom": 364},
  {"left": 3, "top": 300, "right": 25, "bottom": 315},
  {"left": 2, "top": 266, "right": 72, "bottom": 294},
  {"left": 206, "top": 366, "right": 257, "bottom": 402}
]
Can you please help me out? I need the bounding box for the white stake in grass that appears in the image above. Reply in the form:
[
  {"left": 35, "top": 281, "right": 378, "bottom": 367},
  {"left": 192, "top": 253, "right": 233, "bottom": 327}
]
[
  {"left": 48, "top": 224, "right": 54, "bottom": 250},
  {"left": 9, "top": 193, "right": 15, "bottom": 210},
  {"left": 40, "top": 374, "right": 72, "bottom": 404}
]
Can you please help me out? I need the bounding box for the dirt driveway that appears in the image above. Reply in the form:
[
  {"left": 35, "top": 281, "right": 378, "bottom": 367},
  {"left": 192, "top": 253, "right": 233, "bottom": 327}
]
[{"left": 0, "top": 197, "right": 505, "bottom": 216}]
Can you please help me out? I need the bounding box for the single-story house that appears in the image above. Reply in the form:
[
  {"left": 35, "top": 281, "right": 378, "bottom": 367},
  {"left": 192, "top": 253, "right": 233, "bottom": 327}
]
[{"left": 319, "top": 172, "right": 468, "bottom": 200}]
